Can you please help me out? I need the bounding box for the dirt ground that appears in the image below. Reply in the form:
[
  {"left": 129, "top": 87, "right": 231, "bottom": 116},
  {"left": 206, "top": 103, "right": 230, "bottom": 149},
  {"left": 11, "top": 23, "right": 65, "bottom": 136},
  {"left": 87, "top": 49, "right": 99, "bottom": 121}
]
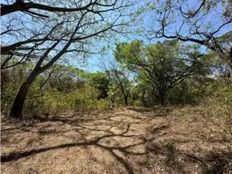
[{"left": 1, "top": 107, "right": 232, "bottom": 174}]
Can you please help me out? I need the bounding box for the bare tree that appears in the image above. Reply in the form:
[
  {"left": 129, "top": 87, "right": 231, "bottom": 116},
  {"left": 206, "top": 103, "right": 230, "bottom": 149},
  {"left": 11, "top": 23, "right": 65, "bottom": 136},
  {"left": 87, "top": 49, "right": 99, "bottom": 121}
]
[
  {"left": 149, "top": 0, "right": 232, "bottom": 75},
  {"left": 1, "top": 0, "right": 132, "bottom": 119}
]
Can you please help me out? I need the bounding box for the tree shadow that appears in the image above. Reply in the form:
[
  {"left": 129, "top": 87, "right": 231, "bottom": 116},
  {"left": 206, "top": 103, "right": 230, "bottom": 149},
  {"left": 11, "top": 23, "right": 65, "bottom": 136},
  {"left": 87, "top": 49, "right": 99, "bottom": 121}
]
[
  {"left": 203, "top": 152, "right": 232, "bottom": 174},
  {"left": 127, "top": 107, "right": 154, "bottom": 113},
  {"left": 127, "top": 106, "right": 175, "bottom": 117},
  {"left": 1, "top": 112, "right": 231, "bottom": 174},
  {"left": 1, "top": 120, "right": 148, "bottom": 174},
  {"left": 146, "top": 140, "right": 232, "bottom": 174}
]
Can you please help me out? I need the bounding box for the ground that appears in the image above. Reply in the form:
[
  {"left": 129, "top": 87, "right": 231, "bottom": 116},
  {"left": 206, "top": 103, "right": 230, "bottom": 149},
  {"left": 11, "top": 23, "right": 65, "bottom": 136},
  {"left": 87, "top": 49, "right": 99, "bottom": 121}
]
[{"left": 1, "top": 107, "right": 232, "bottom": 174}]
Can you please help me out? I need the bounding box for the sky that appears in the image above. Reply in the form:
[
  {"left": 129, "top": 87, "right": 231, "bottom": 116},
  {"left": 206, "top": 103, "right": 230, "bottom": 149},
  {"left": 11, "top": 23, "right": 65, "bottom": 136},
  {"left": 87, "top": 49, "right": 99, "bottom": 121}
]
[
  {"left": 80, "top": 0, "right": 232, "bottom": 72},
  {"left": 1, "top": 0, "right": 231, "bottom": 73}
]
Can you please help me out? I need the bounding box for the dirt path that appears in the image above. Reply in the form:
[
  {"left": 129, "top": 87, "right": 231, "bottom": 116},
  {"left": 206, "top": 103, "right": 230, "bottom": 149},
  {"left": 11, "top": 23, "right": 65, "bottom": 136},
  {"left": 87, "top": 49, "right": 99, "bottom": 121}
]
[{"left": 1, "top": 107, "right": 232, "bottom": 174}]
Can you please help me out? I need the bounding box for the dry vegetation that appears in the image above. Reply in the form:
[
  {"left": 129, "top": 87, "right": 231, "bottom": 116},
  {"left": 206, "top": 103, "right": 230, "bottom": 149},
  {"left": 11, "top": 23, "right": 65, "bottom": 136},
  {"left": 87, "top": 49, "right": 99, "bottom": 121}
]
[
  {"left": 1, "top": 107, "right": 232, "bottom": 174},
  {"left": 1, "top": 1, "right": 232, "bottom": 173}
]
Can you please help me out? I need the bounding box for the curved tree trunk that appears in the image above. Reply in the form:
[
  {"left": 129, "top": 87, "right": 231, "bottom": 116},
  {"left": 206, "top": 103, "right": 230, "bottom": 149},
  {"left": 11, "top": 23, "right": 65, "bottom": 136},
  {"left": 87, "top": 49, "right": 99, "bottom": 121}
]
[{"left": 10, "top": 71, "right": 39, "bottom": 119}]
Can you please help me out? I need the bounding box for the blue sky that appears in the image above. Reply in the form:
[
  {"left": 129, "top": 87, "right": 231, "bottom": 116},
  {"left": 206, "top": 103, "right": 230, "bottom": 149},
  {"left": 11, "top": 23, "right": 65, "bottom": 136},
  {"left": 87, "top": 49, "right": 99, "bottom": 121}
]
[
  {"left": 1, "top": 0, "right": 231, "bottom": 73},
  {"left": 82, "top": 0, "right": 232, "bottom": 72}
]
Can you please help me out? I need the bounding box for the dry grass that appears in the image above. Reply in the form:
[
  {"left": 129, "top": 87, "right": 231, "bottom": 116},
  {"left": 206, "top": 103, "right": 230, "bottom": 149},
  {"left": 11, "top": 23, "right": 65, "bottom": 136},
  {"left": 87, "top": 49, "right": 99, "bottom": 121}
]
[{"left": 1, "top": 107, "right": 232, "bottom": 174}]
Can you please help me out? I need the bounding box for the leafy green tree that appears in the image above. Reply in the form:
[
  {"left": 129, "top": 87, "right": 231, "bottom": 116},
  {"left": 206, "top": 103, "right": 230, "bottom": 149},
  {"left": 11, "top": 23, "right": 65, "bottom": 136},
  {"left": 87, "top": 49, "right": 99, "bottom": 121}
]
[
  {"left": 89, "top": 72, "right": 110, "bottom": 100},
  {"left": 115, "top": 40, "right": 201, "bottom": 105}
]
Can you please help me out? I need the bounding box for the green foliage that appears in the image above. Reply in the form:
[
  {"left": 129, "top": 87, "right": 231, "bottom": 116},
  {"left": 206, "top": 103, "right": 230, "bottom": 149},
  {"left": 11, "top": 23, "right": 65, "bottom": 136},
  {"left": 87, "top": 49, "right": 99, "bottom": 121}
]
[
  {"left": 107, "top": 66, "right": 132, "bottom": 106},
  {"left": 89, "top": 72, "right": 110, "bottom": 99},
  {"left": 114, "top": 40, "right": 203, "bottom": 105},
  {"left": 167, "top": 77, "right": 213, "bottom": 105},
  {"left": 1, "top": 65, "right": 111, "bottom": 117},
  {"left": 1, "top": 42, "right": 231, "bottom": 118},
  {"left": 114, "top": 40, "right": 144, "bottom": 71},
  {"left": 203, "top": 78, "right": 232, "bottom": 119},
  {"left": 1, "top": 81, "right": 20, "bottom": 115}
]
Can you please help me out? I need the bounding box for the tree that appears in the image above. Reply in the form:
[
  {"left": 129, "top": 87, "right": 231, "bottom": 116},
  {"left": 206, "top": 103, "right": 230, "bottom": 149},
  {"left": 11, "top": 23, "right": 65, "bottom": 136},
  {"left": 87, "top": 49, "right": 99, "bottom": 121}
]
[
  {"left": 114, "top": 40, "right": 201, "bottom": 105},
  {"left": 0, "top": 0, "right": 106, "bottom": 17},
  {"left": 105, "top": 64, "right": 131, "bottom": 106},
  {"left": 46, "top": 65, "right": 85, "bottom": 92},
  {"left": 130, "top": 77, "right": 154, "bottom": 106},
  {"left": 1, "top": 0, "right": 131, "bottom": 119},
  {"left": 149, "top": 0, "right": 232, "bottom": 76},
  {"left": 89, "top": 72, "right": 110, "bottom": 100}
]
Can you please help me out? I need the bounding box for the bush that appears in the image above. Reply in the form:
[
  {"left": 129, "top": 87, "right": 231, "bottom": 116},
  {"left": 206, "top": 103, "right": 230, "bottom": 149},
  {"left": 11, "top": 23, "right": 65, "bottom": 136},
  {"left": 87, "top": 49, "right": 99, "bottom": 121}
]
[
  {"left": 1, "top": 81, "right": 20, "bottom": 116},
  {"left": 1, "top": 77, "right": 110, "bottom": 117},
  {"left": 202, "top": 78, "right": 232, "bottom": 120}
]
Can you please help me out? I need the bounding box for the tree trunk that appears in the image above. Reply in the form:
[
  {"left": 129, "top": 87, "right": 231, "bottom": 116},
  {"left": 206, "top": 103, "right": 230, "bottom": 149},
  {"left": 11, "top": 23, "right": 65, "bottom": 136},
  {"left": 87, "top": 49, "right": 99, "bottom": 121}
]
[
  {"left": 160, "top": 95, "right": 165, "bottom": 105},
  {"left": 141, "top": 90, "right": 146, "bottom": 106},
  {"left": 124, "top": 95, "right": 128, "bottom": 106},
  {"left": 9, "top": 71, "right": 39, "bottom": 119},
  {"left": 118, "top": 83, "right": 129, "bottom": 106},
  {"left": 0, "top": 0, "right": 23, "bottom": 16},
  {"left": 158, "top": 89, "right": 166, "bottom": 106}
]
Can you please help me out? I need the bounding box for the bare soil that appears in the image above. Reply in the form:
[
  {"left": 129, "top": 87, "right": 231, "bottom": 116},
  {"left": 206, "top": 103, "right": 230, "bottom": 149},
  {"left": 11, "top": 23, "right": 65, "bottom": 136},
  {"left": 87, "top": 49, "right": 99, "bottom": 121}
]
[{"left": 1, "top": 107, "right": 232, "bottom": 174}]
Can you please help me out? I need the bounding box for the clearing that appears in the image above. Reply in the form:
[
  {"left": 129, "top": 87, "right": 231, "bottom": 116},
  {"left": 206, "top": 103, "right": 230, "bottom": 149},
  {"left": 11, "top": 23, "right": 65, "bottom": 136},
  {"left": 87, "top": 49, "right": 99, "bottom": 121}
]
[{"left": 1, "top": 107, "right": 232, "bottom": 174}]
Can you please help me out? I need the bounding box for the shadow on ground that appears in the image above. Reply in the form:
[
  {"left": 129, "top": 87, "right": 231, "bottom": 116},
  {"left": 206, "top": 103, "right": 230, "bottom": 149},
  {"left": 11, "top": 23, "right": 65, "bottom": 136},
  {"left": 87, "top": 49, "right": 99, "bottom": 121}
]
[{"left": 1, "top": 108, "right": 232, "bottom": 174}]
